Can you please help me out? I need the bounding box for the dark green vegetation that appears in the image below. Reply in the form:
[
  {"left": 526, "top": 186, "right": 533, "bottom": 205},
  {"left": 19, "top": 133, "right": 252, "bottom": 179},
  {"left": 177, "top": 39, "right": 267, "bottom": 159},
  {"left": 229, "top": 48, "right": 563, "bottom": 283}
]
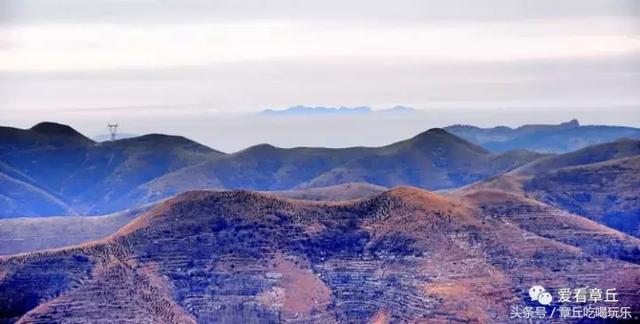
[
  {"left": 445, "top": 119, "right": 640, "bottom": 153},
  {"left": 1, "top": 188, "right": 639, "bottom": 323}
]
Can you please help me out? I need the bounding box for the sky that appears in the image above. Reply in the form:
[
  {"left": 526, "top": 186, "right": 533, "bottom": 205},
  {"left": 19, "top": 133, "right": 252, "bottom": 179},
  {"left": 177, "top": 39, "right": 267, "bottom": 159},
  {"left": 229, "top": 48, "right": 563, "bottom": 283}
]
[{"left": 0, "top": 0, "right": 639, "bottom": 151}]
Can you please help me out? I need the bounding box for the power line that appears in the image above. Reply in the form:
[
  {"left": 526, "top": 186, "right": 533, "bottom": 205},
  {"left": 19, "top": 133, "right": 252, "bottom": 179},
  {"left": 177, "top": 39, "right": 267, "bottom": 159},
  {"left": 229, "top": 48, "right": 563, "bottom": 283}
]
[{"left": 107, "top": 123, "right": 119, "bottom": 141}]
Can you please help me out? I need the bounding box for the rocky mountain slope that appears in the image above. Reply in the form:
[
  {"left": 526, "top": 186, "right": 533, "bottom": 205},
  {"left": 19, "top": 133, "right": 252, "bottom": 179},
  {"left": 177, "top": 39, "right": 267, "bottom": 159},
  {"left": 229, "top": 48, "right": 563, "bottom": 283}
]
[
  {"left": 268, "top": 182, "right": 387, "bottom": 201},
  {"left": 1, "top": 188, "right": 639, "bottom": 323},
  {"left": 522, "top": 156, "right": 640, "bottom": 237},
  {"left": 0, "top": 183, "right": 383, "bottom": 256},
  {"left": 454, "top": 139, "right": 640, "bottom": 237}
]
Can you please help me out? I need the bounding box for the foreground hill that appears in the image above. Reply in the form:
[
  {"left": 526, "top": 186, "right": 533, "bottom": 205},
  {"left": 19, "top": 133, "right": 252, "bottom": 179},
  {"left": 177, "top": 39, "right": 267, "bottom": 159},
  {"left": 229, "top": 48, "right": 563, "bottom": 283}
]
[
  {"left": 0, "top": 123, "right": 224, "bottom": 216},
  {"left": 0, "top": 184, "right": 383, "bottom": 256},
  {"left": 130, "top": 128, "right": 544, "bottom": 207},
  {"left": 445, "top": 119, "right": 640, "bottom": 153},
  {"left": 1, "top": 188, "right": 639, "bottom": 322},
  {"left": 455, "top": 139, "right": 640, "bottom": 237},
  {"left": 268, "top": 182, "right": 387, "bottom": 201},
  {"left": 453, "top": 181, "right": 640, "bottom": 262}
]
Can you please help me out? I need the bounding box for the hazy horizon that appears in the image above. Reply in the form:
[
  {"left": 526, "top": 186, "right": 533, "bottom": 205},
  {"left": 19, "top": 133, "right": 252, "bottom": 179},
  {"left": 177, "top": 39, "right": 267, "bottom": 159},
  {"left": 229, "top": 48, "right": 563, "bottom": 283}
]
[
  {"left": 1, "top": 0, "right": 639, "bottom": 151},
  {"left": 3, "top": 107, "right": 639, "bottom": 153}
]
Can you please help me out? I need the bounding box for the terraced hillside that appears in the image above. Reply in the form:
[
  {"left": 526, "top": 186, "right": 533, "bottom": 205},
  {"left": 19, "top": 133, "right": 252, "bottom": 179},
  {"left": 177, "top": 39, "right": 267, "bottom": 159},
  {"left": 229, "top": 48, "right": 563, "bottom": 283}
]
[
  {"left": 0, "top": 183, "right": 383, "bottom": 256},
  {"left": 523, "top": 156, "right": 640, "bottom": 237},
  {"left": 453, "top": 184, "right": 640, "bottom": 262},
  {"left": 267, "top": 182, "right": 388, "bottom": 201},
  {"left": 1, "top": 188, "right": 639, "bottom": 323},
  {"left": 457, "top": 139, "right": 640, "bottom": 237}
]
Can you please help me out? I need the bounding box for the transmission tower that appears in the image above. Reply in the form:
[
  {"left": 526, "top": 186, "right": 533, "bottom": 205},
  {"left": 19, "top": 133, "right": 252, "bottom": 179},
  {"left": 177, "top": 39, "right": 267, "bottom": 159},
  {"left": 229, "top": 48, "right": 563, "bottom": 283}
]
[{"left": 107, "top": 123, "right": 119, "bottom": 141}]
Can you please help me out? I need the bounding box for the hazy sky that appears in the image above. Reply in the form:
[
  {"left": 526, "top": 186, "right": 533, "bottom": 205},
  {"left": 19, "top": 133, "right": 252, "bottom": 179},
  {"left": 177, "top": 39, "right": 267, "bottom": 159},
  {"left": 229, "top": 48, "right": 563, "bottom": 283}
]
[{"left": 1, "top": 0, "right": 639, "bottom": 150}]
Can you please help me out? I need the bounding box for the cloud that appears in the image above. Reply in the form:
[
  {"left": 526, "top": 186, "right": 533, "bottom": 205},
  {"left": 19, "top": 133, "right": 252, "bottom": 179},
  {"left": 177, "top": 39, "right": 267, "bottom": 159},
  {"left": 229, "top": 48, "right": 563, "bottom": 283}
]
[
  {"left": 1, "top": 54, "right": 638, "bottom": 114},
  {"left": 1, "top": 17, "right": 638, "bottom": 71},
  {"left": 1, "top": 0, "right": 638, "bottom": 25},
  {"left": 0, "top": 0, "right": 638, "bottom": 126}
]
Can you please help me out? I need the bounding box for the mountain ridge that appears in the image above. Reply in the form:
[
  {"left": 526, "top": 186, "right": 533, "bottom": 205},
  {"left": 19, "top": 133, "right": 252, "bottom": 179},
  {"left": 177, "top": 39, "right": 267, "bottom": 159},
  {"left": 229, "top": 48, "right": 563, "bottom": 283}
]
[
  {"left": 2, "top": 186, "right": 639, "bottom": 322},
  {"left": 259, "top": 105, "right": 415, "bottom": 116},
  {"left": 454, "top": 139, "right": 640, "bottom": 237},
  {"left": 128, "top": 127, "right": 542, "bottom": 210},
  {"left": 2, "top": 120, "right": 637, "bottom": 218},
  {"left": 445, "top": 119, "right": 640, "bottom": 153},
  {"left": 30, "top": 122, "right": 93, "bottom": 141},
  {"left": 0, "top": 123, "right": 225, "bottom": 216}
]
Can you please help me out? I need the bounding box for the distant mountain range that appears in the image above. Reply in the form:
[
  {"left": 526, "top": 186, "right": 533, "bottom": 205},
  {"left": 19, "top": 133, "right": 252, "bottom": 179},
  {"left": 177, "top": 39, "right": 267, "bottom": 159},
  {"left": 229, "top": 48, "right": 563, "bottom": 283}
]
[
  {"left": 92, "top": 128, "right": 544, "bottom": 214},
  {"left": 445, "top": 119, "right": 640, "bottom": 153},
  {"left": 1, "top": 120, "right": 639, "bottom": 218},
  {"left": 2, "top": 121, "right": 640, "bottom": 323},
  {"left": 259, "top": 105, "right": 415, "bottom": 116}
]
